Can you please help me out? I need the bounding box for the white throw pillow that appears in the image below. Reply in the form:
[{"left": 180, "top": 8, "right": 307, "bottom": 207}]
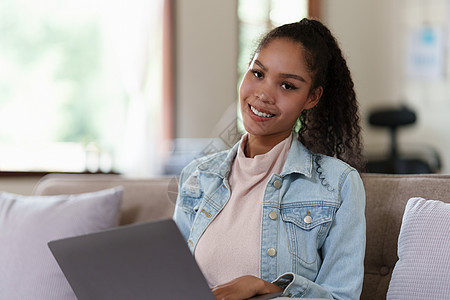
[
  {"left": 387, "top": 197, "right": 450, "bottom": 300},
  {"left": 0, "top": 187, "right": 123, "bottom": 300}
]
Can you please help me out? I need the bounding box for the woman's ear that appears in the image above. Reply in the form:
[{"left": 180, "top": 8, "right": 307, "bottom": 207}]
[{"left": 305, "top": 86, "right": 323, "bottom": 110}]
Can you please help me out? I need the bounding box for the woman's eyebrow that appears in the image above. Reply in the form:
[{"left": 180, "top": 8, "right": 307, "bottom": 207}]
[
  {"left": 280, "top": 73, "right": 306, "bottom": 83},
  {"left": 254, "top": 60, "right": 267, "bottom": 71},
  {"left": 254, "top": 59, "right": 307, "bottom": 83}
]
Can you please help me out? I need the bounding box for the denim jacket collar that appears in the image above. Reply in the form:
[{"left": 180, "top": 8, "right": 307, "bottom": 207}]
[
  {"left": 280, "top": 135, "right": 313, "bottom": 178},
  {"left": 196, "top": 133, "right": 314, "bottom": 179},
  {"left": 196, "top": 141, "right": 239, "bottom": 179}
]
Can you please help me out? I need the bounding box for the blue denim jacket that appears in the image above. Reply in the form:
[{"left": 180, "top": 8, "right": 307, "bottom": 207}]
[{"left": 173, "top": 136, "right": 366, "bottom": 299}]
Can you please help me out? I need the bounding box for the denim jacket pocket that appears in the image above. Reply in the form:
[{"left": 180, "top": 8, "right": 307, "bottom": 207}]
[{"left": 281, "top": 203, "right": 335, "bottom": 266}]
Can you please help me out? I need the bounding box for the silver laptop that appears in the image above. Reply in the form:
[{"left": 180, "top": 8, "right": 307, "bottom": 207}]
[{"left": 48, "top": 219, "right": 282, "bottom": 300}]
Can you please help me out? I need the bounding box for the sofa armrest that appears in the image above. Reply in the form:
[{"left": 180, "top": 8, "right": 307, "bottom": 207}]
[{"left": 360, "top": 173, "right": 450, "bottom": 300}]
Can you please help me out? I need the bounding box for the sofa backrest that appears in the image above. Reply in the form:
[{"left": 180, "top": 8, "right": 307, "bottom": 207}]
[
  {"left": 360, "top": 173, "right": 450, "bottom": 300},
  {"left": 33, "top": 173, "right": 450, "bottom": 299},
  {"left": 33, "top": 174, "right": 176, "bottom": 226}
]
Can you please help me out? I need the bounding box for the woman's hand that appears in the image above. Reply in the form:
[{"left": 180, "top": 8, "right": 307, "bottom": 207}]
[{"left": 211, "top": 275, "right": 283, "bottom": 300}]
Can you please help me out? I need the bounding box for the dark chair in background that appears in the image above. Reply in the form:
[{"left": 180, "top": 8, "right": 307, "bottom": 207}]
[{"left": 366, "top": 106, "right": 441, "bottom": 174}]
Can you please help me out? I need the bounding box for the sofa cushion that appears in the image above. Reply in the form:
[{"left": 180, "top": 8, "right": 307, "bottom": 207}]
[
  {"left": 387, "top": 197, "right": 450, "bottom": 299},
  {"left": 0, "top": 187, "right": 123, "bottom": 300}
]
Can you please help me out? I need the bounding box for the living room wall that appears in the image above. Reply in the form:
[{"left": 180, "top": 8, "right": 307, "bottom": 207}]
[
  {"left": 322, "top": 0, "right": 450, "bottom": 173},
  {"left": 174, "top": 0, "right": 238, "bottom": 139}
]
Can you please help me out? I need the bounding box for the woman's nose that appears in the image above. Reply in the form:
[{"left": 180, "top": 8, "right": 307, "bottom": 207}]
[{"left": 255, "top": 85, "right": 274, "bottom": 104}]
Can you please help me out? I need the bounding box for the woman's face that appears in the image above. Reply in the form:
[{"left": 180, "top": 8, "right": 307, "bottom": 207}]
[{"left": 239, "top": 38, "right": 322, "bottom": 140}]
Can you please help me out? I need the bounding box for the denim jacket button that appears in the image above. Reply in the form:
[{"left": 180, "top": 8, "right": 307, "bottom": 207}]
[
  {"left": 269, "top": 211, "right": 278, "bottom": 220},
  {"left": 304, "top": 215, "right": 313, "bottom": 224},
  {"left": 273, "top": 180, "right": 282, "bottom": 189},
  {"left": 267, "top": 248, "right": 277, "bottom": 257}
]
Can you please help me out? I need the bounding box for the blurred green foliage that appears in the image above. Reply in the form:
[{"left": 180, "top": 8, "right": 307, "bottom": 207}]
[{"left": 0, "top": 0, "right": 125, "bottom": 148}]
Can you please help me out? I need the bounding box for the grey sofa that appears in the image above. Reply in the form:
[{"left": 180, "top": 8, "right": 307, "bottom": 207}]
[{"left": 33, "top": 173, "right": 450, "bottom": 299}]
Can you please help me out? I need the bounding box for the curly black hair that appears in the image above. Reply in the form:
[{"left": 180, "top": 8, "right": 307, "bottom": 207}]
[{"left": 256, "top": 18, "right": 365, "bottom": 172}]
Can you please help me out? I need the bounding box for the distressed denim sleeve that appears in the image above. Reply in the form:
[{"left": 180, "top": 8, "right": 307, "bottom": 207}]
[
  {"left": 172, "top": 160, "right": 200, "bottom": 242},
  {"left": 272, "top": 170, "right": 366, "bottom": 300}
]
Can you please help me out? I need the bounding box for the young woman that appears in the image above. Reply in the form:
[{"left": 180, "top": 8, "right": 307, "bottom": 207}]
[{"left": 173, "top": 18, "right": 366, "bottom": 300}]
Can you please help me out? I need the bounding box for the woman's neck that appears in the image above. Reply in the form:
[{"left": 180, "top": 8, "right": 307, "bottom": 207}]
[{"left": 244, "top": 132, "right": 291, "bottom": 158}]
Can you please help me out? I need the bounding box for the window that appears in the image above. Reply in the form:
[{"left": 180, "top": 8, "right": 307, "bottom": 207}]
[{"left": 0, "top": 0, "right": 164, "bottom": 175}]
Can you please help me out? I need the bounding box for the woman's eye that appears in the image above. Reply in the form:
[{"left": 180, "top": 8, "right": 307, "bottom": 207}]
[
  {"left": 252, "top": 70, "right": 263, "bottom": 78},
  {"left": 281, "top": 82, "right": 297, "bottom": 90}
]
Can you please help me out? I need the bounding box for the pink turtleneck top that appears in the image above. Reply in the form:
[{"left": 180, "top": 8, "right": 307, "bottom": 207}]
[{"left": 194, "top": 133, "right": 293, "bottom": 288}]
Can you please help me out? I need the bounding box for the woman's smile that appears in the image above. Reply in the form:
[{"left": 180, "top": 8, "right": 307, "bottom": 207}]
[{"left": 249, "top": 104, "right": 275, "bottom": 119}]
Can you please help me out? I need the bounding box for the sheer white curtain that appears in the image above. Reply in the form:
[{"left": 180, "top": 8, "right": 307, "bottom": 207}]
[{"left": 101, "top": 0, "right": 164, "bottom": 177}]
